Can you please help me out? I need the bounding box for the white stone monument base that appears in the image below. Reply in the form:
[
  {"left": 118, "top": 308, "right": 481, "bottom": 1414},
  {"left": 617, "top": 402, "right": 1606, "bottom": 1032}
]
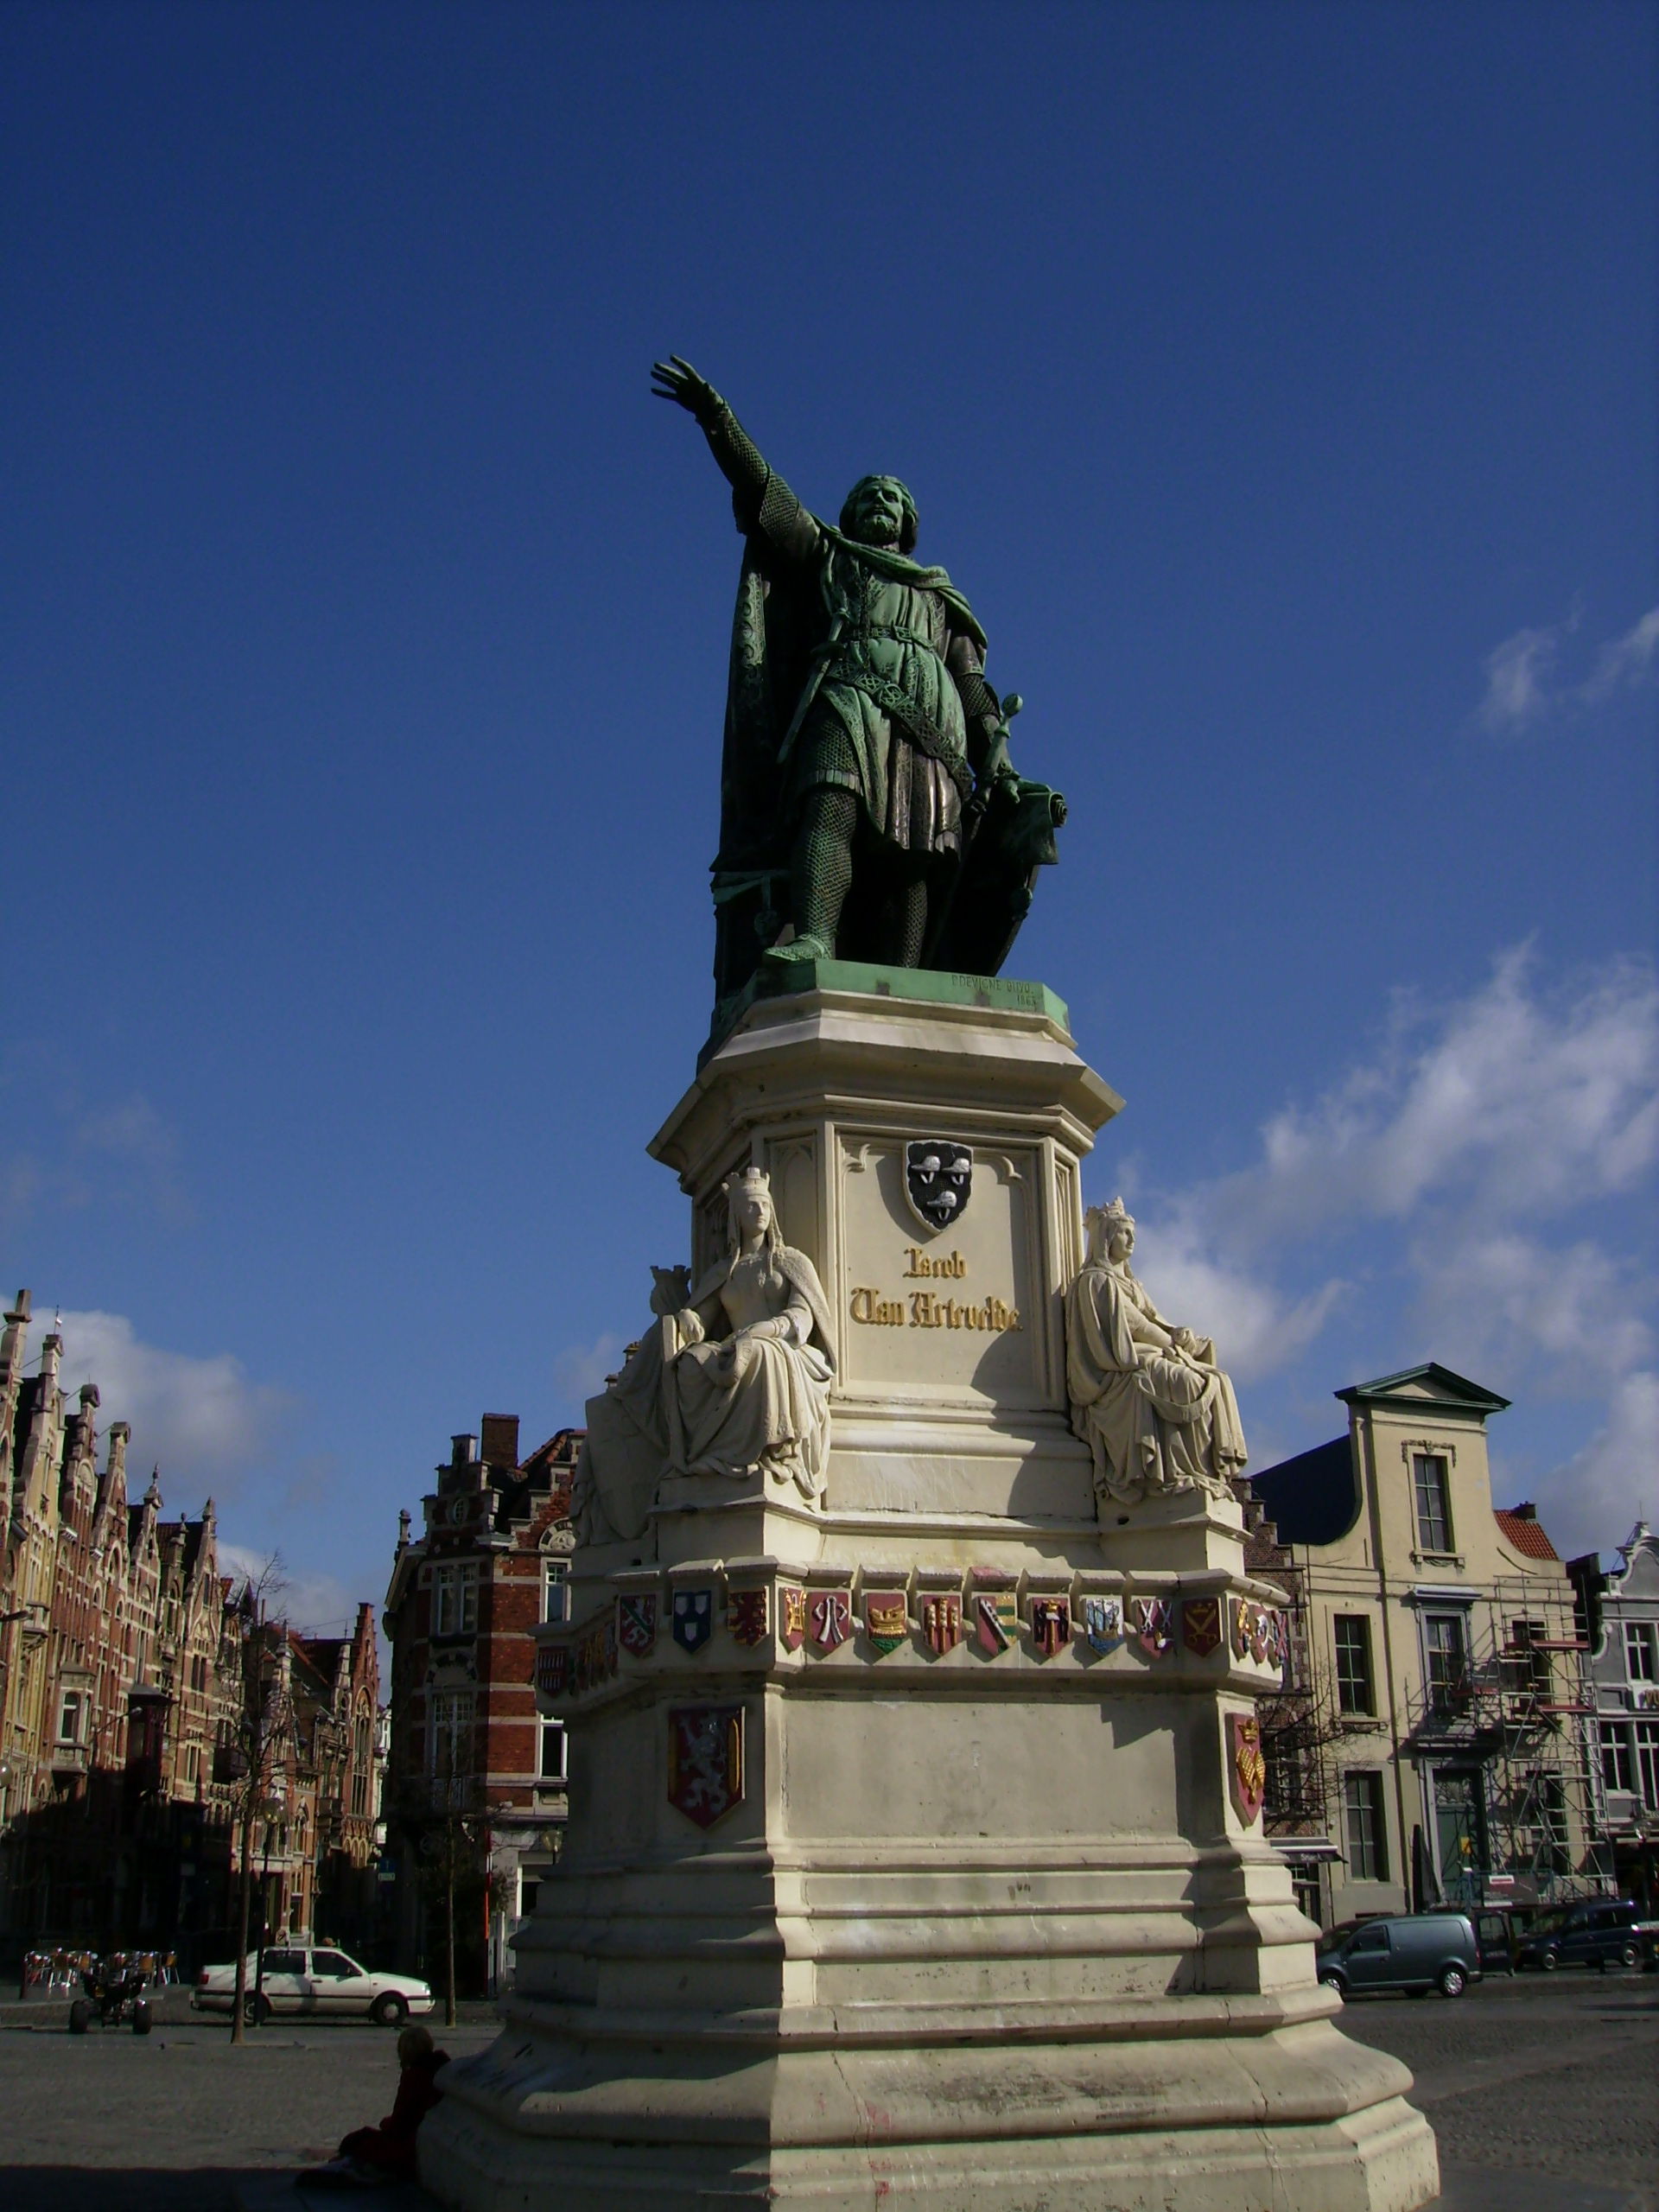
[{"left": 420, "top": 976, "right": 1436, "bottom": 2212}]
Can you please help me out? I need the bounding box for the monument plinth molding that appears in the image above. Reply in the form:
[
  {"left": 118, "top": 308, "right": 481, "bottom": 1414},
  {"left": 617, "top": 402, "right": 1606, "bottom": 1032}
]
[{"left": 422, "top": 973, "right": 1438, "bottom": 2212}]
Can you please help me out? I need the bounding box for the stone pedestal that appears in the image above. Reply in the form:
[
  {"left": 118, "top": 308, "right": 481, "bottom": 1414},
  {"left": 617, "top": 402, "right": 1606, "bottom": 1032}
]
[{"left": 421, "top": 970, "right": 1437, "bottom": 2212}]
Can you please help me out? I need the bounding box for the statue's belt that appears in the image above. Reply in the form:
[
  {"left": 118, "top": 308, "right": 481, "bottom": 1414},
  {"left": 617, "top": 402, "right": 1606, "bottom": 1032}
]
[{"left": 805, "top": 639, "right": 974, "bottom": 801}]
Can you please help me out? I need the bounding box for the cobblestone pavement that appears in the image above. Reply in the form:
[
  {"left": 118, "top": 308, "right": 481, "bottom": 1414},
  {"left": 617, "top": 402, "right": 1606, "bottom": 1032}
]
[
  {"left": 1339, "top": 1967, "right": 1659, "bottom": 2209},
  {"left": 0, "top": 1974, "right": 1654, "bottom": 2209}
]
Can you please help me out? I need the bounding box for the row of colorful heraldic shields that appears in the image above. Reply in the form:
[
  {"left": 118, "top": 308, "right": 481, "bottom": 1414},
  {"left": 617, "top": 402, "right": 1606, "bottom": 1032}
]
[
  {"left": 541, "top": 1580, "right": 1287, "bottom": 1688},
  {"left": 572, "top": 1173, "right": 1248, "bottom": 1544}
]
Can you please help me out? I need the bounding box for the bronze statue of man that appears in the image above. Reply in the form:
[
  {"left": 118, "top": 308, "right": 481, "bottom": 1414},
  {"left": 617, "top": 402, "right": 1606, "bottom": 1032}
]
[{"left": 653, "top": 357, "right": 1064, "bottom": 1009}]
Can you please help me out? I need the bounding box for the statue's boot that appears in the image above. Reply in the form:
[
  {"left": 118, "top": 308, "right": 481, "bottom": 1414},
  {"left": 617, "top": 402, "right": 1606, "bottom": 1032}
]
[{"left": 762, "top": 932, "right": 832, "bottom": 967}]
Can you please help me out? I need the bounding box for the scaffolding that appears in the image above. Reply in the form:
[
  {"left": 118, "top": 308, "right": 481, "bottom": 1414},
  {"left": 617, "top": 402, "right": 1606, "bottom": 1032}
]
[{"left": 1403, "top": 1575, "right": 1613, "bottom": 1906}]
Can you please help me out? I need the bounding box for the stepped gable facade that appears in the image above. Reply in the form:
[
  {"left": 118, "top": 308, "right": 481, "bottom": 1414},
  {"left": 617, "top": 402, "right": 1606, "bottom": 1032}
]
[
  {"left": 0, "top": 1287, "right": 385, "bottom": 1955},
  {"left": 383, "top": 1415, "right": 579, "bottom": 1989}
]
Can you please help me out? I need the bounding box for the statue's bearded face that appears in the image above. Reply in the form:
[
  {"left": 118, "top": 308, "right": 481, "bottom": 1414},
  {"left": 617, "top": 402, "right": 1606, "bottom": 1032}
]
[{"left": 842, "top": 476, "right": 912, "bottom": 550}]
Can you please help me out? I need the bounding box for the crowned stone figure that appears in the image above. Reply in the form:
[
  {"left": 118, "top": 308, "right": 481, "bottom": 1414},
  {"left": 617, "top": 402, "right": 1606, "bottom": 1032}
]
[
  {"left": 1065, "top": 1198, "right": 1248, "bottom": 1510},
  {"left": 572, "top": 1166, "right": 835, "bottom": 1547}
]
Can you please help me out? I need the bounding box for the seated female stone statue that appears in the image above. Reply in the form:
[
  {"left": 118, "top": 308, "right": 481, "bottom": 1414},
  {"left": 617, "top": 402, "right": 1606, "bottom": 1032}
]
[
  {"left": 1065, "top": 1197, "right": 1247, "bottom": 1510},
  {"left": 572, "top": 1166, "right": 835, "bottom": 1548}
]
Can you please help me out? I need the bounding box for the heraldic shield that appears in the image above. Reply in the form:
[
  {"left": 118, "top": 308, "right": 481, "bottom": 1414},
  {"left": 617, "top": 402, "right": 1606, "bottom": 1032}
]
[
  {"left": 1229, "top": 1713, "right": 1267, "bottom": 1827},
  {"left": 667, "top": 1704, "right": 744, "bottom": 1829},
  {"left": 905, "top": 1139, "right": 972, "bottom": 1233}
]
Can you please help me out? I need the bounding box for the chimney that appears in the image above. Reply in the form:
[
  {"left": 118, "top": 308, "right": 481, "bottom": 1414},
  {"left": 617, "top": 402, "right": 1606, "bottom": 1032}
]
[
  {"left": 451, "top": 1433, "right": 479, "bottom": 1470},
  {"left": 41, "top": 1332, "right": 62, "bottom": 1388},
  {"left": 1510, "top": 1502, "right": 1537, "bottom": 1522},
  {"left": 480, "top": 1413, "right": 520, "bottom": 1471}
]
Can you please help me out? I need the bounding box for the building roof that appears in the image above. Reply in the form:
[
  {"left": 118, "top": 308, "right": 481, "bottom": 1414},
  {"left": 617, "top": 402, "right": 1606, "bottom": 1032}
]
[
  {"left": 1247, "top": 1434, "right": 1361, "bottom": 1548},
  {"left": 1494, "top": 1505, "right": 1561, "bottom": 1561},
  {"left": 1335, "top": 1363, "right": 1510, "bottom": 1419}
]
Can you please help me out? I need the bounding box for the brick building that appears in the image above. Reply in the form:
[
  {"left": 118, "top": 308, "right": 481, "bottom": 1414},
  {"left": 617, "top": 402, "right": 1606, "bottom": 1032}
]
[
  {"left": 0, "top": 1287, "right": 385, "bottom": 1960},
  {"left": 382, "top": 1415, "right": 577, "bottom": 1992}
]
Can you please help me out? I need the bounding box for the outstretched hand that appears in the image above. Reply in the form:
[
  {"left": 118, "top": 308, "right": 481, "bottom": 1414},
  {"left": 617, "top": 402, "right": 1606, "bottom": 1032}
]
[{"left": 651, "top": 355, "right": 718, "bottom": 420}]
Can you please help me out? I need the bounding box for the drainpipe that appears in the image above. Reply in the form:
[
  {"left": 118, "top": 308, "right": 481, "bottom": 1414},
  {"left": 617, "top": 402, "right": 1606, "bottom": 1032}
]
[{"left": 1361, "top": 1412, "right": 1414, "bottom": 1903}]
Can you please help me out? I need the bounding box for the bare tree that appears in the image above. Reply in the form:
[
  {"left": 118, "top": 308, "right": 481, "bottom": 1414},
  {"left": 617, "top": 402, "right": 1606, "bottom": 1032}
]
[{"left": 227, "top": 1556, "right": 289, "bottom": 2047}]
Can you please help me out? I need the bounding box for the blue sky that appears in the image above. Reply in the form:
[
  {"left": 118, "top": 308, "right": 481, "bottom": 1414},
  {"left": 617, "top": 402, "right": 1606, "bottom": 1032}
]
[{"left": 3, "top": 0, "right": 1654, "bottom": 1627}]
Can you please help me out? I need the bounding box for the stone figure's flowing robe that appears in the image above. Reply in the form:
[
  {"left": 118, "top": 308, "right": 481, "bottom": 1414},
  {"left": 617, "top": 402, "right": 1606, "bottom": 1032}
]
[
  {"left": 1065, "top": 1262, "right": 1247, "bottom": 1506},
  {"left": 574, "top": 1243, "right": 835, "bottom": 1545}
]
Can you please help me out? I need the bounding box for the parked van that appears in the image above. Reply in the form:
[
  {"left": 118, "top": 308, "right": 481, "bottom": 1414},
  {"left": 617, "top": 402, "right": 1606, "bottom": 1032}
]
[
  {"left": 1316, "top": 1912, "right": 1482, "bottom": 1999},
  {"left": 1425, "top": 1904, "right": 1516, "bottom": 1975},
  {"left": 1515, "top": 1899, "right": 1645, "bottom": 1973}
]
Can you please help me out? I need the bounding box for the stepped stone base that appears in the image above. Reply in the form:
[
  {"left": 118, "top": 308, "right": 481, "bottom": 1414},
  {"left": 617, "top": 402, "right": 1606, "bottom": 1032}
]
[{"left": 419, "top": 979, "right": 1437, "bottom": 2212}]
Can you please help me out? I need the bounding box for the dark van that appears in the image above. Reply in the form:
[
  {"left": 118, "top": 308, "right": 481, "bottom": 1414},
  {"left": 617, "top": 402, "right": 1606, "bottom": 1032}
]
[
  {"left": 1426, "top": 1904, "right": 1516, "bottom": 1975},
  {"left": 1516, "top": 1899, "right": 1644, "bottom": 1973},
  {"left": 1316, "top": 1913, "right": 1482, "bottom": 1999}
]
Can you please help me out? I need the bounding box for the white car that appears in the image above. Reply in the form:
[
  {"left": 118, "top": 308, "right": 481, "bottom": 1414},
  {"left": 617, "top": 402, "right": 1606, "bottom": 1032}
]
[{"left": 193, "top": 1945, "right": 434, "bottom": 2024}]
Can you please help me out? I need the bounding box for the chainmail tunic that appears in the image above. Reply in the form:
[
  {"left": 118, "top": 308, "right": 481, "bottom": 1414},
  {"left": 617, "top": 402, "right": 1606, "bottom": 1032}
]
[{"left": 787, "top": 550, "right": 967, "bottom": 855}]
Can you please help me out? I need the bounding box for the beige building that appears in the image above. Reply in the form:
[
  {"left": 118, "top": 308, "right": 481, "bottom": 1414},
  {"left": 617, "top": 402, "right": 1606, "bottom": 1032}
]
[{"left": 1249, "top": 1363, "right": 1608, "bottom": 1926}]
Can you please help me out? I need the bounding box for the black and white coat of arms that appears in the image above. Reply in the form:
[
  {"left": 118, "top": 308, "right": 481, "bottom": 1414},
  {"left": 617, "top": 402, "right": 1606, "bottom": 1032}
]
[{"left": 905, "top": 1140, "right": 972, "bottom": 1234}]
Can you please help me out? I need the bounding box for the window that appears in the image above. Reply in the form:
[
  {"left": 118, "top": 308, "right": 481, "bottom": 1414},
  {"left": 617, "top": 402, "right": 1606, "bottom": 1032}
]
[
  {"left": 55, "top": 1690, "right": 84, "bottom": 1745},
  {"left": 1333, "top": 1617, "right": 1375, "bottom": 1715},
  {"left": 1602, "top": 1724, "right": 1634, "bottom": 1793},
  {"left": 1413, "top": 1453, "right": 1453, "bottom": 1553},
  {"left": 1625, "top": 1623, "right": 1657, "bottom": 1684},
  {"left": 312, "top": 1950, "right": 361, "bottom": 1980},
  {"left": 431, "top": 1565, "right": 478, "bottom": 1637},
  {"left": 539, "top": 1719, "right": 568, "bottom": 1783},
  {"left": 1342, "top": 1772, "right": 1388, "bottom": 1882},
  {"left": 541, "top": 1559, "right": 569, "bottom": 1625},
  {"left": 428, "top": 1690, "right": 474, "bottom": 1800},
  {"left": 1424, "top": 1614, "right": 1469, "bottom": 1713},
  {"left": 1508, "top": 1618, "right": 1552, "bottom": 1697},
  {"left": 1637, "top": 1720, "right": 1659, "bottom": 1812}
]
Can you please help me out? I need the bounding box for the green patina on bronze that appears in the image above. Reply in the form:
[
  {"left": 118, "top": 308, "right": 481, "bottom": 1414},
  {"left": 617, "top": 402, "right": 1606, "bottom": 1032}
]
[
  {"left": 697, "top": 958, "right": 1071, "bottom": 1070},
  {"left": 652, "top": 358, "right": 1067, "bottom": 1023}
]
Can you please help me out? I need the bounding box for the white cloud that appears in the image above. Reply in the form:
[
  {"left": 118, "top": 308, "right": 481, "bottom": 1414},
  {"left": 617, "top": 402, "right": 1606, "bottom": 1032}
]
[
  {"left": 1585, "top": 605, "right": 1659, "bottom": 701},
  {"left": 1122, "top": 950, "right": 1656, "bottom": 1524},
  {"left": 1206, "top": 946, "right": 1656, "bottom": 1249},
  {"left": 49, "top": 1308, "right": 291, "bottom": 1481},
  {"left": 553, "top": 1330, "right": 626, "bottom": 1407},
  {"left": 1122, "top": 1210, "right": 1345, "bottom": 1384},
  {"left": 1534, "top": 1370, "right": 1659, "bottom": 1564},
  {"left": 1477, "top": 601, "right": 1659, "bottom": 732},
  {"left": 1478, "top": 619, "right": 1569, "bottom": 733},
  {"left": 216, "top": 1541, "right": 361, "bottom": 1637}
]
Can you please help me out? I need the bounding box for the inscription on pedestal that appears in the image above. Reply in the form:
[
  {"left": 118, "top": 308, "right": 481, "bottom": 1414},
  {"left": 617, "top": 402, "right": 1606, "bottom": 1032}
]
[{"left": 839, "top": 1135, "right": 1043, "bottom": 1402}]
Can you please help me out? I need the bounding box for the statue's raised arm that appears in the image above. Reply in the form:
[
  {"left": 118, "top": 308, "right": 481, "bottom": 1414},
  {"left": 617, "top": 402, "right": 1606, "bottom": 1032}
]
[
  {"left": 652, "top": 353, "right": 1067, "bottom": 1011},
  {"left": 652, "top": 356, "right": 817, "bottom": 558}
]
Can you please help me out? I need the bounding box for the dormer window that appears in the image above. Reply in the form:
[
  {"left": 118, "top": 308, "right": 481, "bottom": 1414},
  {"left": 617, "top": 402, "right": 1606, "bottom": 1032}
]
[
  {"left": 431, "top": 1563, "right": 478, "bottom": 1637},
  {"left": 1412, "top": 1453, "right": 1453, "bottom": 1554},
  {"left": 541, "top": 1559, "right": 569, "bottom": 1625}
]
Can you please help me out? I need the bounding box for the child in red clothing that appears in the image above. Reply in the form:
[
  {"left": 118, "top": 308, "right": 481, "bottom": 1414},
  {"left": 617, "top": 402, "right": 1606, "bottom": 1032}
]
[{"left": 304, "top": 2023, "right": 450, "bottom": 2190}]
